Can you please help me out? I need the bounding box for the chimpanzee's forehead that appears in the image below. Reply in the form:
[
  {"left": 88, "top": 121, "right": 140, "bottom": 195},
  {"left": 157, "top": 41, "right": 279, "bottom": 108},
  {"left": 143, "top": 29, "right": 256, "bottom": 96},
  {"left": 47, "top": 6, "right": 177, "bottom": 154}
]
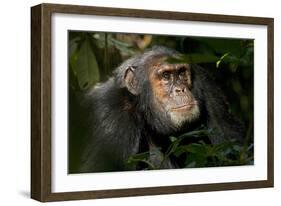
[
  {"left": 146, "top": 55, "right": 173, "bottom": 66},
  {"left": 147, "top": 55, "right": 190, "bottom": 71}
]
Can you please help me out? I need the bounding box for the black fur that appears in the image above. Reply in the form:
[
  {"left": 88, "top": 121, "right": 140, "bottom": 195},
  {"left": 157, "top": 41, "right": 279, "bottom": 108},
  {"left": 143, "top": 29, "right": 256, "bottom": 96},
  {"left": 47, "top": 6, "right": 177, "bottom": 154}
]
[{"left": 73, "top": 46, "right": 245, "bottom": 173}]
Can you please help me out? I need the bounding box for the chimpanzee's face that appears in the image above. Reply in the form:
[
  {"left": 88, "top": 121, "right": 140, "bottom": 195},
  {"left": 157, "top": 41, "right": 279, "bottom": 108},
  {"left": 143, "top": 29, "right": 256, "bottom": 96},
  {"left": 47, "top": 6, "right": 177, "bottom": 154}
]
[{"left": 148, "top": 57, "right": 200, "bottom": 128}]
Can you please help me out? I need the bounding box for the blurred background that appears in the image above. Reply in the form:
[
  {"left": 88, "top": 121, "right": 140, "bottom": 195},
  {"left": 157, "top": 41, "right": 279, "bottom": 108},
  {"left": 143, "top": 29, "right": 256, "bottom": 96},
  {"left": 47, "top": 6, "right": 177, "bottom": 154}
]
[{"left": 68, "top": 31, "right": 254, "bottom": 173}]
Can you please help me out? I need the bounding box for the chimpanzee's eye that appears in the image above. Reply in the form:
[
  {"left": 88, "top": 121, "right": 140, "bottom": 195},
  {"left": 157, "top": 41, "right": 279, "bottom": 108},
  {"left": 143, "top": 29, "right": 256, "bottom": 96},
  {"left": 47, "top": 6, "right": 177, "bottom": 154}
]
[{"left": 162, "top": 71, "right": 170, "bottom": 80}]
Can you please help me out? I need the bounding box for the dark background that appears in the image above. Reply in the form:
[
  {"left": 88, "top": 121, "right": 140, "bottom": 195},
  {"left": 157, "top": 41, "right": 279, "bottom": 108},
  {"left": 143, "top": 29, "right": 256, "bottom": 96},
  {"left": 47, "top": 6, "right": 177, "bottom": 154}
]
[{"left": 68, "top": 31, "right": 254, "bottom": 173}]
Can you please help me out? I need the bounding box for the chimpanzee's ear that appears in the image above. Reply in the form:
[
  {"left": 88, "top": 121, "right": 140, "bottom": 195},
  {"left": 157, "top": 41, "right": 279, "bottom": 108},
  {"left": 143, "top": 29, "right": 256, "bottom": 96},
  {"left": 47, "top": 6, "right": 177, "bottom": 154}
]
[{"left": 124, "top": 66, "right": 139, "bottom": 95}]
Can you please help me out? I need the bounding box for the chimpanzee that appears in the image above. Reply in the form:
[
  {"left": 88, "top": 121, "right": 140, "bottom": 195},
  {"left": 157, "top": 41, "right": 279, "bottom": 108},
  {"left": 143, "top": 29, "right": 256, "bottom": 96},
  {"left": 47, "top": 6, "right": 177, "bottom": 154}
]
[{"left": 74, "top": 46, "right": 245, "bottom": 173}]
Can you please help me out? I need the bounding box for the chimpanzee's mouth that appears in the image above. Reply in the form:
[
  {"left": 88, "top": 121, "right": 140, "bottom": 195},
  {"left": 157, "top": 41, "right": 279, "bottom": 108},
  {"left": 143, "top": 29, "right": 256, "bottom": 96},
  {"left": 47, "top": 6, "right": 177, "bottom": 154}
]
[{"left": 171, "top": 103, "right": 197, "bottom": 110}]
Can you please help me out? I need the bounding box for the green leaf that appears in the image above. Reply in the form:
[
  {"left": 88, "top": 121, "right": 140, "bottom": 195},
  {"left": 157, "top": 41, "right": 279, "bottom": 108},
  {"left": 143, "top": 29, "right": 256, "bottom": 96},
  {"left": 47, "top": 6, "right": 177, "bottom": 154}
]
[
  {"left": 110, "top": 37, "right": 132, "bottom": 47},
  {"left": 127, "top": 151, "right": 155, "bottom": 169},
  {"left": 180, "top": 143, "right": 207, "bottom": 154},
  {"left": 69, "top": 37, "right": 79, "bottom": 58},
  {"left": 177, "top": 128, "right": 213, "bottom": 140},
  {"left": 73, "top": 38, "right": 100, "bottom": 89},
  {"left": 216, "top": 52, "right": 230, "bottom": 68},
  {"left": 185, "top": 153, "right": 207, "bottom": 167},
  {"left": 128, "top": 151, "right": 150, "bottom": 160},
  {"left": 110, "top": 37, "right": 136, "bottom": 56}
]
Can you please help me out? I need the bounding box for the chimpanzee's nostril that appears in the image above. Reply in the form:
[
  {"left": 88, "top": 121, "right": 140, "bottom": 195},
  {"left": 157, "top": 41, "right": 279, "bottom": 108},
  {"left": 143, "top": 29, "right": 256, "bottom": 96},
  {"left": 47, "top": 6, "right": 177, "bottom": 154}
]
[
  {"left": 174, "top": 87, "right": 186, "bottom": 94},
  {"left": 175, "top": 88, "right": 181, "bottom": 93}
]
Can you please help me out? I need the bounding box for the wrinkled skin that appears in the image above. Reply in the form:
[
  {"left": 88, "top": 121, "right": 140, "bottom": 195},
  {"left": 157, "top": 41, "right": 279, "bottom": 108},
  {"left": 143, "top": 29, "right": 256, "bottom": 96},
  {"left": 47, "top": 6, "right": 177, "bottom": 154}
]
[{"left": 147, "top": 58, "right": 200, "bottom": 128}]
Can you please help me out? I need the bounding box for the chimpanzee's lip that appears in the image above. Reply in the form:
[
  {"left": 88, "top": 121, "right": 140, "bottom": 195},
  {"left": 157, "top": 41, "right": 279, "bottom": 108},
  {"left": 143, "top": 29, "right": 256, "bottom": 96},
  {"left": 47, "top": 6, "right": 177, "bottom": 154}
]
[{"left": 171, "top": 103, "right": 197, "bottom": 110}]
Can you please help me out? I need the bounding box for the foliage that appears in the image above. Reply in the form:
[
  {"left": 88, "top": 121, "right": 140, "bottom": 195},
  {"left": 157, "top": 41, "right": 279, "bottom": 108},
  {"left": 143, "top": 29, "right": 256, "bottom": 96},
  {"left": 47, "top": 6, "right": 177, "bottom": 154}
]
[
  {"left": 68, "top": 31, "right": 254, "bottom": 171},
  {"left": 127, "top": 127, "right": 253, "bottom": 170}
]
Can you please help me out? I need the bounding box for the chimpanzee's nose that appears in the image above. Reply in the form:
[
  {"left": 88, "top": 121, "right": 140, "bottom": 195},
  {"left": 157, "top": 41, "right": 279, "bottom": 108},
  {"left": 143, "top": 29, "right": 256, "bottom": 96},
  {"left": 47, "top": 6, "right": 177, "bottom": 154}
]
[{"left": 174, "top": 86, "right": 186, "bottom": 95}]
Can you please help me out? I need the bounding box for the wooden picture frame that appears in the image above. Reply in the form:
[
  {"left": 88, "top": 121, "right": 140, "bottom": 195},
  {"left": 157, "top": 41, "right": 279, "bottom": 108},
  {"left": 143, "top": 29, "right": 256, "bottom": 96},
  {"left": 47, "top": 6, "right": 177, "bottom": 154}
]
[{"left": 31, "top": 3, "right": 274, "bottom": 202}]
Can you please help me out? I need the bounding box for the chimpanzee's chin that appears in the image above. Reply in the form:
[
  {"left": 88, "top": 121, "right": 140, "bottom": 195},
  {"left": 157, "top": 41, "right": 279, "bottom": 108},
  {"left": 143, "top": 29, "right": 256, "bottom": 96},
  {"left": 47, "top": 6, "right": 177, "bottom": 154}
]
[{"left": 168, "top": 105, "right": 200, "bottom": 129}]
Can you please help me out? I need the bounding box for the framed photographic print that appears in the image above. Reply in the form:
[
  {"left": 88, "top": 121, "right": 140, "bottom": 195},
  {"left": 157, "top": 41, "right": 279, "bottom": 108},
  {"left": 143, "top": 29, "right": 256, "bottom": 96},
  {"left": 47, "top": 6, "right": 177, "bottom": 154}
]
[{"left": 31, "top": 3, "right": 274, "bottom": 202}]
